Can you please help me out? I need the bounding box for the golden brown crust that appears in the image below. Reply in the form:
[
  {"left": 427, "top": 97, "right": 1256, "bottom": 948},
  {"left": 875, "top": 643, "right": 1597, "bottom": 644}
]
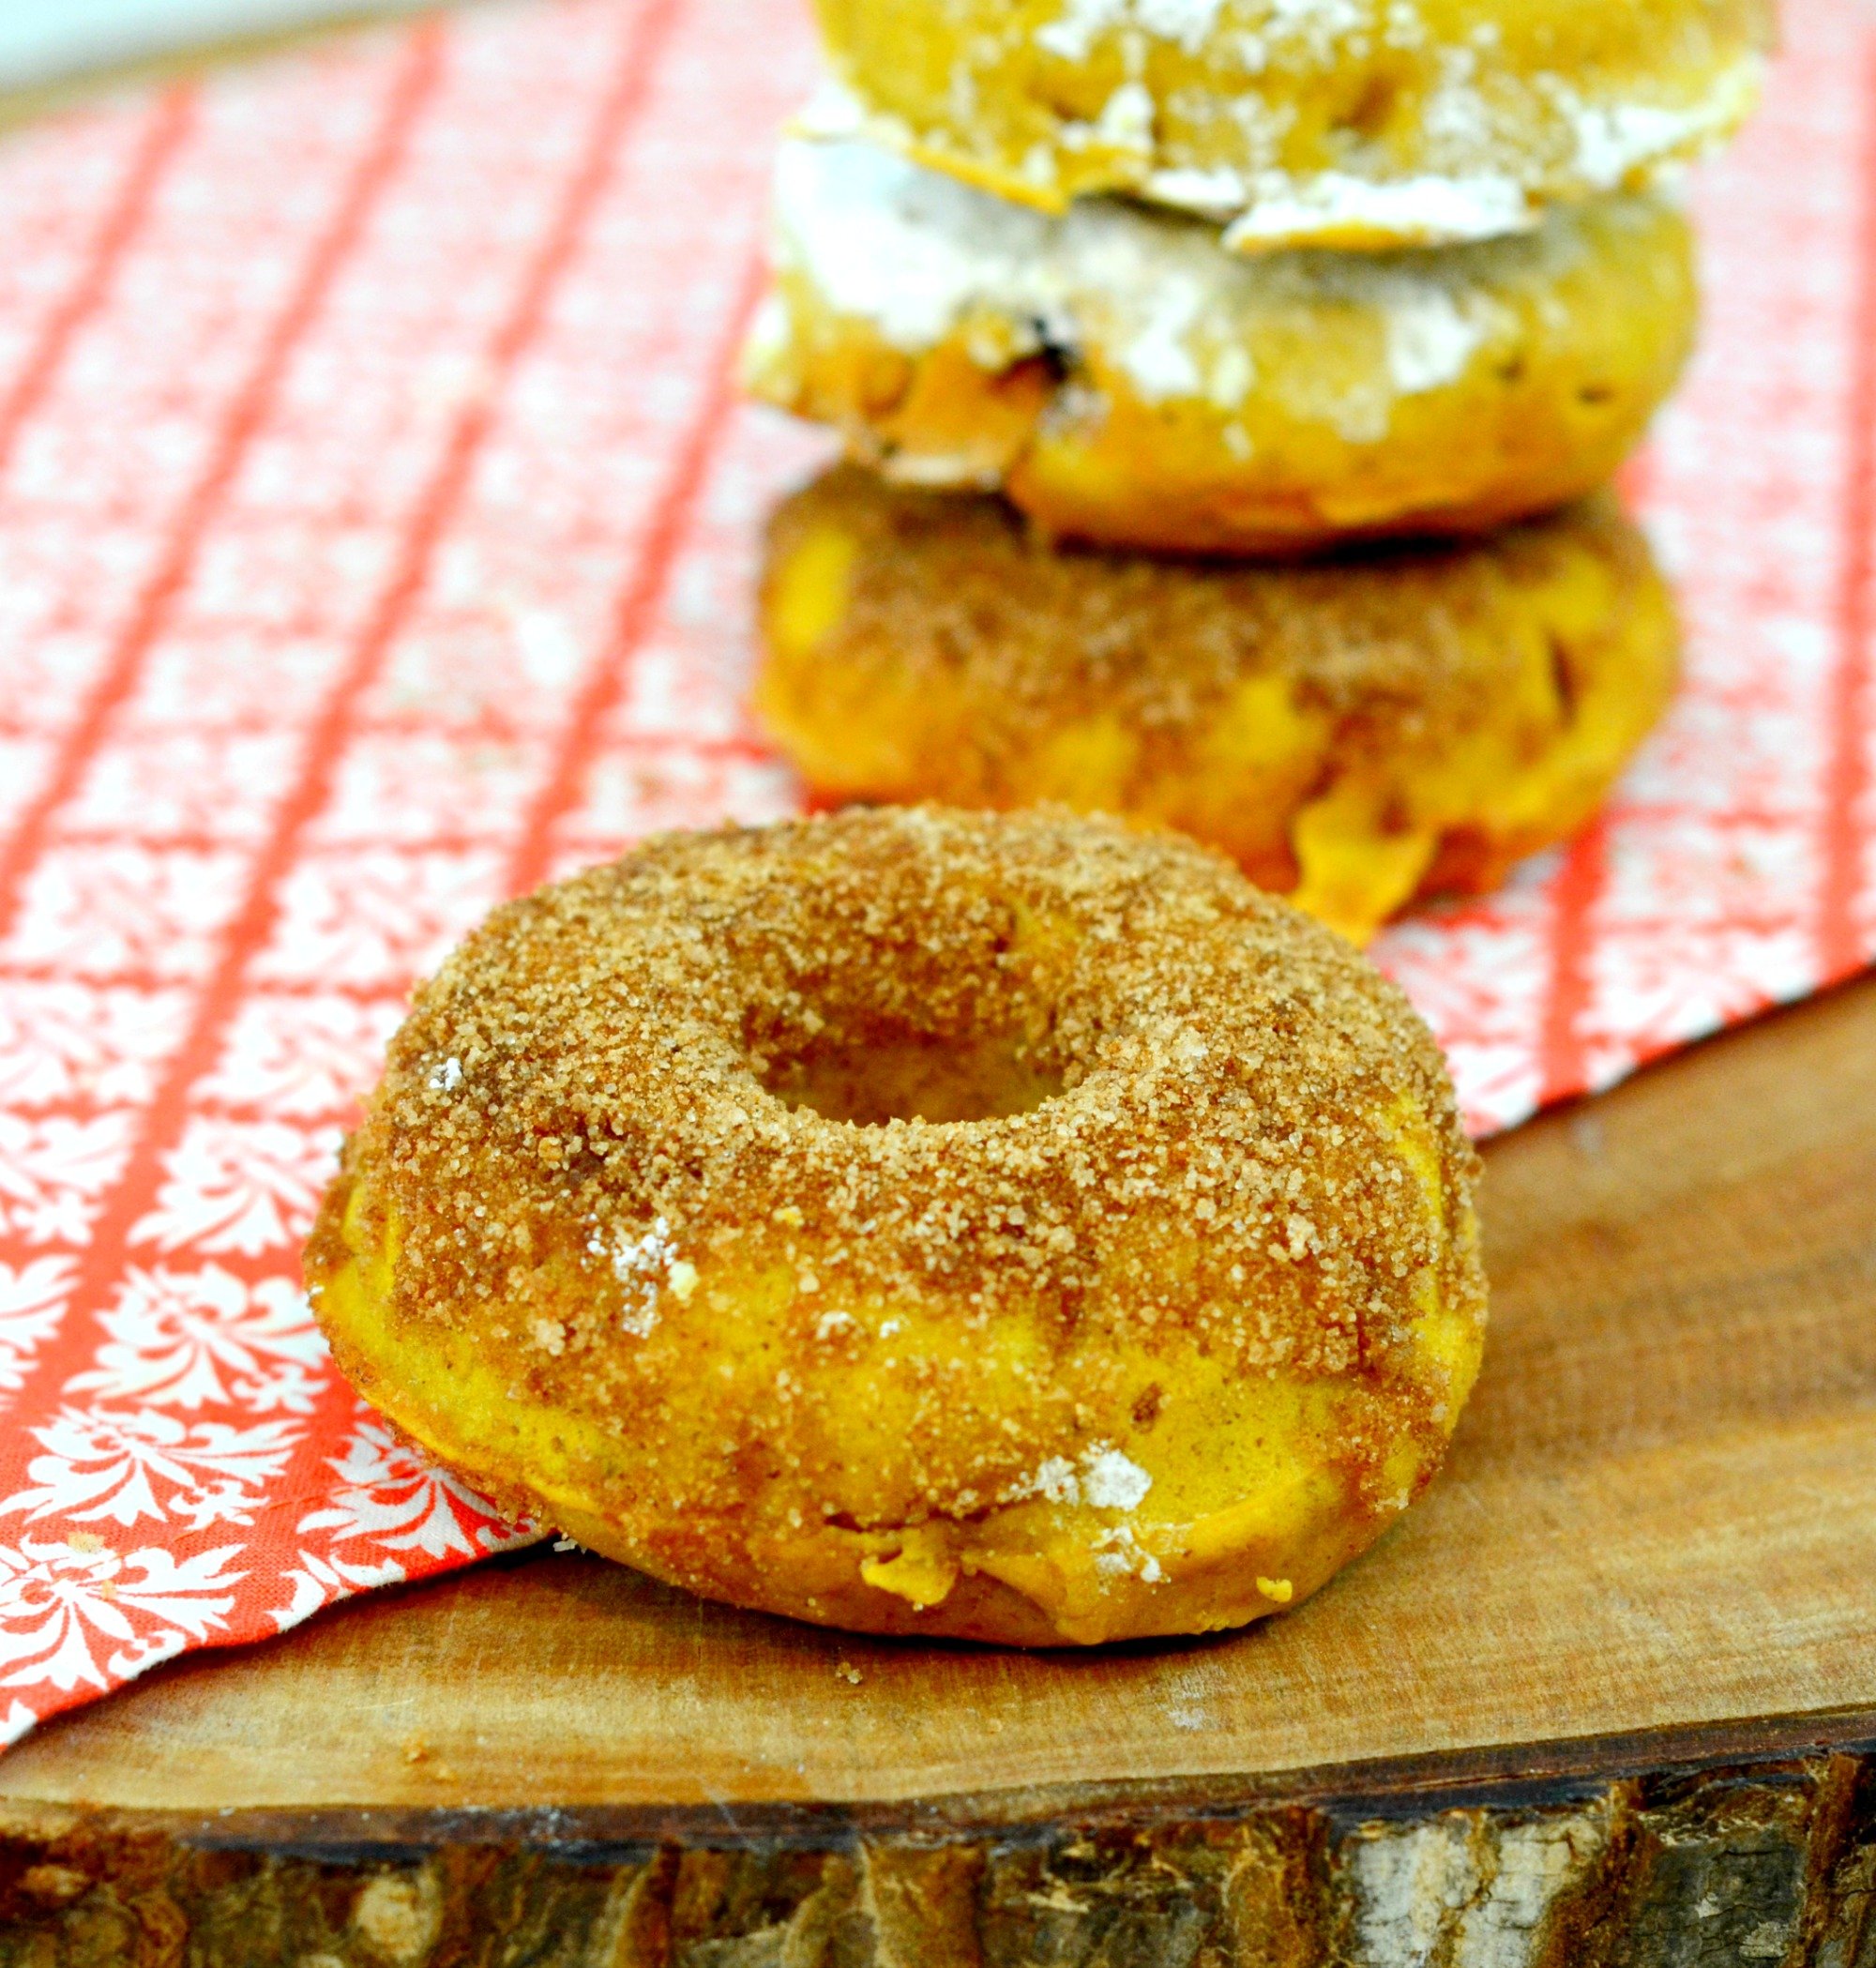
[
  {"left": 308, "top": 808, "right": 1486, "bottom": 1643},
  {"left": 755, "top": 467, "right": 1678, "bottom": 941}
]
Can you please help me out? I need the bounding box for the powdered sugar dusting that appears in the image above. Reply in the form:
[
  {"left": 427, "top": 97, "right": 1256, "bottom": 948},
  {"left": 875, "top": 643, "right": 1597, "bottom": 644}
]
[
  {"left": 1037, "top": 0, "right": 1228, "bottom": 61},
  {"left": 1554, "top": 59, "right": 1766, "bottom": 190},
  {"left": 1082, "top": 1446, "right": 1155, "bottom": 1510},
  {"left": 770, "top": 133, "right": 1592, "bottom": 415},
  {"left": 771, "top": 135, "right": 1061, "bottom": 352},
  {"left": 1034, "top": 0, "right": 1121, "bottom": 63},
  {"left": 591, "top": 1216, "right": 694, "bottom": 1338},
  {"left": 1016, "top": 1443, "right": 1155, "bottom": 1511},
  {"left": 1095, "top": 1522, "right": 1166, "bottom": 1582},
  {"left": 1219, "top": 169, "right": 1534, "bottom": 250},
  {"left": 1383, "top": 286, "right": 1492, "bottom": 392}
]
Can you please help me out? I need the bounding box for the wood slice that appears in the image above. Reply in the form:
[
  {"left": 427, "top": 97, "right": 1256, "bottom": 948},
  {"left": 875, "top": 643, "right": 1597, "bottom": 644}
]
[{"left": 1, "top": 976, "right": 1873, "bottom": 1963}]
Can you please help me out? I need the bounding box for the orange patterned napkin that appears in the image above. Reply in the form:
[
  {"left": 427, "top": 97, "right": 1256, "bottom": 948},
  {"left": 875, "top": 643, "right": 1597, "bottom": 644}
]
[{"left": 0, "top": 0, "right": 1868, "bottom": 1748}]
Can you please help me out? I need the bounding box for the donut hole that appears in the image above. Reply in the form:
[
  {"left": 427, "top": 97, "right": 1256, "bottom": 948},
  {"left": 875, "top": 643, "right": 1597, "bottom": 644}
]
[{"left": 762, "top": 1020, "right": 1066, "bottom": 1126}]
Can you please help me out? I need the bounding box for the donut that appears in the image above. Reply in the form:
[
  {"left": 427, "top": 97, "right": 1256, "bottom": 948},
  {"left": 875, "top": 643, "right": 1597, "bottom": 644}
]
[
  {"left": 305, "top": 806, "right": 1487, "bottom": 1647},
  {"left": 807, "top": 0, "right": 1773, "bottom": 250},
  {"left": 745, "top": 137, "right": 1696, "bottom": 555},
  {"left": 756, "top": 467, "right": 1677, "bottom": 945}
]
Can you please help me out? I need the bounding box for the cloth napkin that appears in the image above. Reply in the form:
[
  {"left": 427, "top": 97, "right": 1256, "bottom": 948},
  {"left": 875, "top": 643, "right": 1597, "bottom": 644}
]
[
  {"left": 0, "top": 0, "right": 431, "bottom": 93},
  {"left": 0, "top": 0, "right": 1868, "bottom": 1749}
]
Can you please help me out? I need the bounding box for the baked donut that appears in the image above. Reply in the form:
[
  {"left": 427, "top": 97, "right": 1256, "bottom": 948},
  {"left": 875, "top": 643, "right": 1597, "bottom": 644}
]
[
  {"left": 306, "top": 807, "right": 1487, "bottom": 1647},
  {"left": 808, "top": 0, "right": 1773, "bottom": 250},
  {"left": 756, "top": 467, "right": 1677, "bottom": 945},
  {"left": 746, "top": 137, "right": 1696, "bottom": 555}
]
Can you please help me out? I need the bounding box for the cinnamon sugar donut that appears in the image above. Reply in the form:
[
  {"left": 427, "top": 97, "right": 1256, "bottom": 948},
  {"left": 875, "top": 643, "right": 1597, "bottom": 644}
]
[
  {"left": 756, "top": 467, "right": 1677, "bottom": 946},
  {"left": 306, "top": 807, "right": 1486, "bottom": 1646}
]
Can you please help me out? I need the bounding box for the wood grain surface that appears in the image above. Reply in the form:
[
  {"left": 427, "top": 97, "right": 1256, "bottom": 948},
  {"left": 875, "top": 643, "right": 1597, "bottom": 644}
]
[{"left": 3, "top": 975, "right": 1874, "bottom": 1820}]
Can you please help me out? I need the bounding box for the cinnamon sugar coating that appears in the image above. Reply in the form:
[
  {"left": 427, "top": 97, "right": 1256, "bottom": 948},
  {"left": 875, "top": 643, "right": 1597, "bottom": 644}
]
[
  {"left": 756, "top": 467, "right": 1678, "bottom": 944},
  {"left": 307, "top": 807, "right": 1487, "bottom": 1645}
]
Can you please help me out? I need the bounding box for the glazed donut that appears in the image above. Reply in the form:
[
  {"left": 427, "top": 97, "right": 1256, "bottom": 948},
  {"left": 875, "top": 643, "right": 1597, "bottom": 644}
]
[
  {"left": 807, "top": 0, "right": 1773, "bottom": 250},
  {"left": 746, "top": 137, "right": 1696, "bottom": 555},
  {"left": 756, "top": 467, "right": 1677, "bottom": 945},
  {"left": 306, "top": 807, "right": 1487, "bottom": 1647}
]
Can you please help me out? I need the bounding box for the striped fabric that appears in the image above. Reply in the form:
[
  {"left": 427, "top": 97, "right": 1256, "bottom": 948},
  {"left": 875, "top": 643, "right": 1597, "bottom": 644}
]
[{"left": 0, "top": 0, "right": 1867, "bottom": 1746}]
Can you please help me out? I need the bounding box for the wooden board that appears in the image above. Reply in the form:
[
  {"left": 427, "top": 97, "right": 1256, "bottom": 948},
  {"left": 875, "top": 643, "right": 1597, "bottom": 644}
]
[{"left": 0, "top": 979, "right": 1874, "bottom": 1962}]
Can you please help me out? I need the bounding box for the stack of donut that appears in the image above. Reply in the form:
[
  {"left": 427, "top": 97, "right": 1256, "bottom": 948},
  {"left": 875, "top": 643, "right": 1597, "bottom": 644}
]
[
  {"left": 745, "top": 0, "right": 1774, "bottom": 942},
  {"left": 309, "top": 2, "right": 1776, "bottom": 1655}
]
